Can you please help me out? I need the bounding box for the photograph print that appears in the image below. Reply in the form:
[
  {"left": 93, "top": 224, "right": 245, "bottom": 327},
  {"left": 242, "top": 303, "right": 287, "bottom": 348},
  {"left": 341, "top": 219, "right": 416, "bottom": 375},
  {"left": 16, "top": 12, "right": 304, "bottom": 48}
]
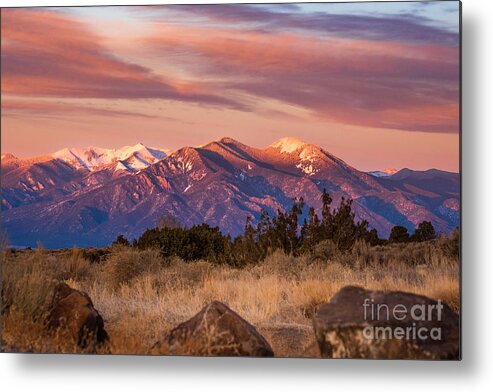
[{"left": 0, "top": 1, "right": 460, "bottom": 359}]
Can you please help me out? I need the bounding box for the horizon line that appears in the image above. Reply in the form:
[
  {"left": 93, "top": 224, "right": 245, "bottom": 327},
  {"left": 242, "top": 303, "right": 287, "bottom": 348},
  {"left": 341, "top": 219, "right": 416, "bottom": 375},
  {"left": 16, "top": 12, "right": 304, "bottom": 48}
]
[{"left": 1, "top": 135, "right": 460, "bottom": 174}]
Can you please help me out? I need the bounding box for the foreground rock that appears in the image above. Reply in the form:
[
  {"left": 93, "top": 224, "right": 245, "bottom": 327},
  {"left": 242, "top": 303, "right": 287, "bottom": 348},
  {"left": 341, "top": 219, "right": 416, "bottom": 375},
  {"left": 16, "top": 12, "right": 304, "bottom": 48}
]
[
  {"left": 314, "top": 286, "right": 460, "bottom": 359},
  {"left": 167, "top": 301, "right": 274, "bottom": 357},
  {"left": 47, "top": 283, "right": 108, "bottom": 349}
]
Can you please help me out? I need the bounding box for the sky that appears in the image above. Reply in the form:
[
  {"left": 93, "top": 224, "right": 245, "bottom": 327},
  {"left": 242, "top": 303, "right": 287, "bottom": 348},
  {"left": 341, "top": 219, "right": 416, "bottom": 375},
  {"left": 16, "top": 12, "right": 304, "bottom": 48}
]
[{"left": 1, "top": 1, "right": 460, "bottom": 171}]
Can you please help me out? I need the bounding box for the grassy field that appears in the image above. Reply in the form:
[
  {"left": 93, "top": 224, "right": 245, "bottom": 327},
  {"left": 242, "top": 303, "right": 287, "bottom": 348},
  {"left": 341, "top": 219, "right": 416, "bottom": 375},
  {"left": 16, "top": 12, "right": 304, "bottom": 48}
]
[{"left": 1, "top": 238, "right": 459, "bottom": 357}]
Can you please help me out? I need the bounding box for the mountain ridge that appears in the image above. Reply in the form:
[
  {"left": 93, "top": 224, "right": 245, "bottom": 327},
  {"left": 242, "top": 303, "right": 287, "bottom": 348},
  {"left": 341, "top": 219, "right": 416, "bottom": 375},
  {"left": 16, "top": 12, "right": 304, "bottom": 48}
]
[{"left": 1, "top": 137, "right": 459, "bottom": 248}]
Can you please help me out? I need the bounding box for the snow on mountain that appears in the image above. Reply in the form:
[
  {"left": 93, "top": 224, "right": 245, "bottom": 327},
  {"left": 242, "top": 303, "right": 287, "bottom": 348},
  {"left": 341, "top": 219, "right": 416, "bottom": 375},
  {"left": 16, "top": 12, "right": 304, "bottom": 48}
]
[
  {"left": 265, "top": 137, "right": 358, "bottom": 180},
  {"left": 114, "top": 161, "right": 131, "bottom": 172},
  {"left": 269, "top": 137, "right": 307, "bottom": 154},
  {"left": 368, "top": 168, "right": 398, "bottom": 177},
  {"left": 2, "top": 137, "right": 459, "bottom": 248},
  {"left": 52, "top": 143, "right": 169, "bottom": 172}
]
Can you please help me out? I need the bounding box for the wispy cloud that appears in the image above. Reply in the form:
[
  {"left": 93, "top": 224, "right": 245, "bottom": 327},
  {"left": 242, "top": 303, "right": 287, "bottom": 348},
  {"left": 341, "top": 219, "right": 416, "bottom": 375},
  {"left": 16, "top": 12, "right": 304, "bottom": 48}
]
[
  {"left": 2, "top": 4, "right": 459, "bottom": 135},
  {"left": 143, "top": 22, "right": 459, "bottom": 133},
  {"left": 152, "top": 4, "right": 459, "bottom": 45},
  {"left": 1, "top": 100, "right": 157, "bottom": 119},
  {"left": 1, "top": 9, "right": 243, "bottom": 109}
]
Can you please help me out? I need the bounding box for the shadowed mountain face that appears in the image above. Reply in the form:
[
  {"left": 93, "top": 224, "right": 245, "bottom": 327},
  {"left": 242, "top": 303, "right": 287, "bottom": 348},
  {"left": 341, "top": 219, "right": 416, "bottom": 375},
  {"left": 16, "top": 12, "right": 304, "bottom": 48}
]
[{"left": 1, "top": 137, "right": 459, "bottom": 248}]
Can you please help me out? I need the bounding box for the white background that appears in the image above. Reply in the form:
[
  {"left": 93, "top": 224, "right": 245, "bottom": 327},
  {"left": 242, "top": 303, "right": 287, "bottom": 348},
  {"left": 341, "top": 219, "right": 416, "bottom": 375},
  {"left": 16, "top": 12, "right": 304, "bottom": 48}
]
[{"left": 0, "top": 0, "right": 491, "bottom": 390}]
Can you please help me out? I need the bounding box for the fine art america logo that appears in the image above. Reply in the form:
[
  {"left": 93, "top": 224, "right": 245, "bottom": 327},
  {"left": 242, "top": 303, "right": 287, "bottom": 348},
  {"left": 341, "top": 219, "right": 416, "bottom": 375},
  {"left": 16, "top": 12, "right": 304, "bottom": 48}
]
[{"left": 362, "top": 297, "right": 445, "bottom": 341}]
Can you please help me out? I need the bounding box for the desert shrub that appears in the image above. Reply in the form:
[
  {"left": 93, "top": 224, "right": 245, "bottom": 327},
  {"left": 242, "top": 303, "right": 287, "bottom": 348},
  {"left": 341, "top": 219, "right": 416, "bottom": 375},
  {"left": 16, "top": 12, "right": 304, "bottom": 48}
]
[
  {"left": 310, "top": 240, "right": 339, "bottom": 262},
  {"left": 349, "top": 240, "right": 373, "bottom": 268},
  {"left": 102, "top": 248, "right": 163, "bottom": 288},
  {"left": 367, "top": 237, "right": 459, "bottom": 268},
  {"left": 1, "top": 245, "right": 102, "bottom": 321},
  {"left": 436, "top": 228, "right": 460, "bottom": 259},
  {"left": 137, "top": 224, "right": 230, "bottom": 263},
  {"left": 1, "top": 251, "right": 57, "bottom": 321},
  {"left": 1, "top": 243, "right": 459, "bottom": 355},
  {"left": 252, "top": 249, "right": 311, "bottom": 279},
  {"left": 54, "top": 248, "right": 93, "bottom": 281},
  {"left": 154, "top": 257, "right": 213, "bottom": 291},
  {"left": 311, "top": 239, "right": 374, "bottom": 268},
  {"left": 82, "top": 247, "right": 111, "bottom": 263}
]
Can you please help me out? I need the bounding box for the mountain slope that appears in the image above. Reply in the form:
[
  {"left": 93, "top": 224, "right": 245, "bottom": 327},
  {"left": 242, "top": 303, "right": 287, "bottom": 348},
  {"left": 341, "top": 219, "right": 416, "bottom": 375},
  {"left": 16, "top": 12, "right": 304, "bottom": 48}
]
[
  {"left": 1, "top": 137, "right": 459, "bottom": 248},
  {"left": 1, "top": 143, "right": 169, "bottom": 210}
]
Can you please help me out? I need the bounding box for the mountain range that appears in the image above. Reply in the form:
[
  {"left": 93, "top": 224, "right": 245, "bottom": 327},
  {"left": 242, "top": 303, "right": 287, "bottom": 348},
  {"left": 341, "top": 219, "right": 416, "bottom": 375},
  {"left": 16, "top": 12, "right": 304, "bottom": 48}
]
[{"left": 1, "top": 137, "right": 460, "bottom": 248}]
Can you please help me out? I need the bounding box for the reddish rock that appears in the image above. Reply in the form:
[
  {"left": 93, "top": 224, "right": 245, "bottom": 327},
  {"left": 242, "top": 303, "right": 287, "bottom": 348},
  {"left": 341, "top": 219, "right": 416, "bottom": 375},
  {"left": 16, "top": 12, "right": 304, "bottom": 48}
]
[
  {"left": 167, "top": 301, "right": 274, "bottom": 357},
  {"left": 47, "top": 283, "right": 108, "bottom": 349}
]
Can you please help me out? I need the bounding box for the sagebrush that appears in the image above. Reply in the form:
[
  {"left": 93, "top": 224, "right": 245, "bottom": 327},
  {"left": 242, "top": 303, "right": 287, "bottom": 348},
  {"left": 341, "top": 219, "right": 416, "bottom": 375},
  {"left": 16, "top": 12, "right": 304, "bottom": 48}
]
[{"left": 1, "top": 237, "right": 459, "bottom": 356}]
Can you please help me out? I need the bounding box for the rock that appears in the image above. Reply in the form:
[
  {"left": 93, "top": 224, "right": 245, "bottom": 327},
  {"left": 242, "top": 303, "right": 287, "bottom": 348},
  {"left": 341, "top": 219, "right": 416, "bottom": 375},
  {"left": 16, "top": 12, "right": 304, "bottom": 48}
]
[
  {"left": 167, "top": 301, "right": 274, "bottom": 357},
  {"left": 47, "top": 283, "right": 108, "bottom": 349},
  {"left": 313, "top": 286, "right": 460, "bottom": 359}
]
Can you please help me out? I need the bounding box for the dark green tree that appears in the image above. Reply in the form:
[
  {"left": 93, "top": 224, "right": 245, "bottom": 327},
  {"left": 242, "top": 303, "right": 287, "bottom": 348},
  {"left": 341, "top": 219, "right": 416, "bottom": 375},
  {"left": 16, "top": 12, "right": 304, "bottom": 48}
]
[
  {"left": 389, "top": 226, "right": 410, "bottom": 243},
  {"left": 231, "top": 216, "right": 262, "bottom": 265},
  {"left": 137, "top": 223, "right": 230, "bottom": 263},
  {"left": 331, "top": 197, "right": 359, "bottom": 251},
  {"left": 320, "top": 189, "right": 334, "bottom": 239},
  {"left": 113, "top": 234, "right": 130, "bottom": 246},
  {"left": 260, "top": 197, "right": 305, "bottom": 255},
  {"left": 136, "top": 190, "right": 388, "bottom": 264},
  {"left": 412, "top": 221, "right": 436, "bottom": 242},
  {"left": 364, "top": 228, "right": 383, "bottom": 246},
  {"left": 301, "top": 206, "right": 321, "bottom": 253}
]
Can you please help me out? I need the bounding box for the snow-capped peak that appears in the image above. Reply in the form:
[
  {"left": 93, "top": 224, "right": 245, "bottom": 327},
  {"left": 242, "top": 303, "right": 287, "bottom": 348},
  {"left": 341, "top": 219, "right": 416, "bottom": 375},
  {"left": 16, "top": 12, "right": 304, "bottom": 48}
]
[
  {"left": 269, "top": 137, "right": 307, "bottom": 154},
  {"left": 52, "top": 143, "right": 169, "bottom": 172}
]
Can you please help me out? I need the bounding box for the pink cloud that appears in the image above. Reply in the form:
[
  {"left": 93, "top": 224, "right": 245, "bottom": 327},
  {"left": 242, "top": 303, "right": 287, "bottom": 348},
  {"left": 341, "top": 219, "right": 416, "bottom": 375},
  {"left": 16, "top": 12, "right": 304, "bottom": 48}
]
[
  {"left": 144, "top": 23, "right": 459, "bottom": 133},
  {"left": 1, "top": 8, "right": 459, "bottom": 135},
  {"left": 1, "top": 9, "right": 242, "bottom": 109},
  {"left": 1, "top": 100, "right": 156, "bottom": 119}
]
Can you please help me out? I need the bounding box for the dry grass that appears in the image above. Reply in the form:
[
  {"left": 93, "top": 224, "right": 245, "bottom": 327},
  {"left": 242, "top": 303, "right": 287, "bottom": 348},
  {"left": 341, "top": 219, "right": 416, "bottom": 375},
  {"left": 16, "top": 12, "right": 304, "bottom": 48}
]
[{"left": 1, "top": 241, "right": 459, "bottom": 357}]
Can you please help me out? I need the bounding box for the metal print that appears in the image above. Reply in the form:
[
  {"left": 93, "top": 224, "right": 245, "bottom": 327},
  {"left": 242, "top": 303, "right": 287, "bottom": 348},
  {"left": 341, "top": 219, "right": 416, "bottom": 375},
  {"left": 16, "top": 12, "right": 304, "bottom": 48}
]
[{"left": 0, "top": 1, "right": 460, "bottom": 359}]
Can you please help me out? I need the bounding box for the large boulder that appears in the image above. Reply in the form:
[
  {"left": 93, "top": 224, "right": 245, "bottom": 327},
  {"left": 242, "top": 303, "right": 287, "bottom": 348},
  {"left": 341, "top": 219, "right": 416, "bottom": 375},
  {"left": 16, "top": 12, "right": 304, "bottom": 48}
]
[
  {"left": 46, "top": 283, "right": 108, "bottom": 349},
  {"left": 313, "top": 286, "right": 460, "bottom": 359},
  {"left": 167, "top": 301, "right": 274, "bottom": 357}
]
